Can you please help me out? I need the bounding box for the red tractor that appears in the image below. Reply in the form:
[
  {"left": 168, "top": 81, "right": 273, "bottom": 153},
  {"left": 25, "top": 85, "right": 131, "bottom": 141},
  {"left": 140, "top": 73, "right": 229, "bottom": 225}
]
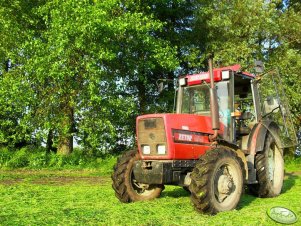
[{"left": 111, "top": 59, "right": 296, "bottom": 214}]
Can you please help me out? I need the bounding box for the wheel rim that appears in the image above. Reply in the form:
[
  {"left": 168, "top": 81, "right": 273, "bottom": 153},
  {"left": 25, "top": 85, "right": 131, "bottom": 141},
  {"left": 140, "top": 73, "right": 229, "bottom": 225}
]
[
  {"left": 129, "top": 168, "right": 156, "bottom": 196},
  {"left": 213, "top": 162, "right": 241, "bottom": 207}
]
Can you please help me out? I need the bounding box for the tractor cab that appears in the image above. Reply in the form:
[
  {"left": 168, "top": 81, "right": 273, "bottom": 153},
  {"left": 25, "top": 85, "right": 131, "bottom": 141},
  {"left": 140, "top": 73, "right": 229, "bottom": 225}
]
[
  {"left": 176, "top": 65, "right": 296, "bottom": 152},
  {"left": 176, "top": 65, "right": 256, "bottom": 147}
]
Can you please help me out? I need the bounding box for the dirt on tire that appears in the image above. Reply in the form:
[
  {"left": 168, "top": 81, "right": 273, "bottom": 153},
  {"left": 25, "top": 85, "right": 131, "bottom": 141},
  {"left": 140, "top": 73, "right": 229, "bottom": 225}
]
[
  {"left": 111, "top": 150, "right": 163, "bottom": 202},
  {"left": 189, "top": 147, "right": 245, "bottom": 214}
]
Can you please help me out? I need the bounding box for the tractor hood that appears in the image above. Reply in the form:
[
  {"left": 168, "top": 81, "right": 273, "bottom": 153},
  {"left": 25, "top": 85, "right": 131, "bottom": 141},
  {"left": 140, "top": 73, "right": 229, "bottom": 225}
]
[{"left": 136, "top": 113, "right": 225, "bottom": 160}]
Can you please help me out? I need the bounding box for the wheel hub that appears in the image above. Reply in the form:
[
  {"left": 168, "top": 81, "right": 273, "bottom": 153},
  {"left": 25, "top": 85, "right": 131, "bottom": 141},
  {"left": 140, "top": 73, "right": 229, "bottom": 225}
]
[
  {"left": 133, "top": 180, "right": 149, "bottom": 191},
  {"left": 217, "top": 175, "right": 233, "bottom": 194}
]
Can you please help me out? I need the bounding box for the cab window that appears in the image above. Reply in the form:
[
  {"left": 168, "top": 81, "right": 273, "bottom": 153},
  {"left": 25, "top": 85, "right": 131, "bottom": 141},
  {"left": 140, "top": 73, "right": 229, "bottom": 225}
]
[{"left": 181, "top": 84, "right": 210, "bottom": 115}]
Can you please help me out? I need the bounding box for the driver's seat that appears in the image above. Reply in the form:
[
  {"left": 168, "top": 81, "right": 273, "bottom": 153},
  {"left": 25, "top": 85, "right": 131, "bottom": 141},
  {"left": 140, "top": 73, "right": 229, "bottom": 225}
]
[{"left": 236, "top": 111, "right": 253, "bottom": 136}]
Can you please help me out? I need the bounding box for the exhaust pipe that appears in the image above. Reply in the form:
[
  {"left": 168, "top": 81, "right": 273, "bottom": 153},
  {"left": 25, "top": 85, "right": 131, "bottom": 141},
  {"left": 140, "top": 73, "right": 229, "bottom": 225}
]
[{"left": 208, "top": 57, "right": 220, "bottom": 141}]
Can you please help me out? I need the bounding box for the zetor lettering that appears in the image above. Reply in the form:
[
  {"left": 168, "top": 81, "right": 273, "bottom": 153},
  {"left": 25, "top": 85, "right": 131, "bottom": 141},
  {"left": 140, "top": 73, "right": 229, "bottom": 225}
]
[{"left": 179, "top": 134, "right": 193, "bottom": 142}]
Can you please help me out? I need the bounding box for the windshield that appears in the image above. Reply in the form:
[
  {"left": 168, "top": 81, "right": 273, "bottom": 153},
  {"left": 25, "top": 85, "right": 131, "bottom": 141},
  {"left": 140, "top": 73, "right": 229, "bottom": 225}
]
[
  {"left": 181, "top": 84, "right": 210, "bottom": 115},
  {"left": 180, "top": 82, "right": 232, "bottom": 141}
]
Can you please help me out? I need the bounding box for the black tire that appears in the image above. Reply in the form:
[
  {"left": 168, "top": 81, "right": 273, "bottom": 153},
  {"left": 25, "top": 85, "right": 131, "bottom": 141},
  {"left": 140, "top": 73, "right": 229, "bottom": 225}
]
[
  {"left": 111, "top": 150, "right": 164, "bottom": 202},
  {"left": 249, "top": 133, "right": 284, "bottom": 197},
  {"left": 189, "top": 147, "right": 245, "bottom": 214},
  {"left": 183, "top": 186, "right": 191, "bottom": 193}
]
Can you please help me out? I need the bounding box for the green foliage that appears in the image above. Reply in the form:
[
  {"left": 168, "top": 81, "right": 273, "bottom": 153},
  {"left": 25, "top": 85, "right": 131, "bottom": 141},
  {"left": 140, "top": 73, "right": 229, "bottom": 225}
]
[
  {"left": 193, "top": 0, "right": 301, "bottom": 126},
  {"left": 0, "top": 0, "right": 179, "bottom": 154},
  {"left": 0, "top": 0, "right": 300, "bottom": 153},
  {"left": 0, "top": 73, "right": 35, "bottom": 146},
  {"left": 284, "top": 155, "right": 301, "bottom": 172},
  {"left": 0, "top": 147, "right": 117, "bottom": 171}
]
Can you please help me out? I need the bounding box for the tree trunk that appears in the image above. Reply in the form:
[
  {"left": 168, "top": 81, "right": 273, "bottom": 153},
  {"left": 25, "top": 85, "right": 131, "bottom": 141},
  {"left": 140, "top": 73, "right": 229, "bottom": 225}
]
[
  {"left": 46, "top": 129, "right": 56, "bottom": 153},
  {"left": 57, "top": 106, "right": 74, "bottom": 155},
  {"left": 137, "top": 80, "right": 147, "bottom": 114},
  {"left": 5, "top": 59, "right": 10, "bottom": 72},
  {"left": 57, "top": 135, "right": 73, "bottom": 155}
]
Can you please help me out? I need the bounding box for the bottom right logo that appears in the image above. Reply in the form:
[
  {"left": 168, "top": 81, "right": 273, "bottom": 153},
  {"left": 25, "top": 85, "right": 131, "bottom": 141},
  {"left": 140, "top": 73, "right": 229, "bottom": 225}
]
[{"left": 267, "top": 207, "right": 298, "bottom": 224}]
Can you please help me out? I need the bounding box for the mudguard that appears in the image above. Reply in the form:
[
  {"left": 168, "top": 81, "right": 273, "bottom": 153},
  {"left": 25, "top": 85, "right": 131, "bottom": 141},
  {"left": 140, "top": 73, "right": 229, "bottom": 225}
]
[{"left": 248, "top": 121, "right": 283, "bottom": 155}]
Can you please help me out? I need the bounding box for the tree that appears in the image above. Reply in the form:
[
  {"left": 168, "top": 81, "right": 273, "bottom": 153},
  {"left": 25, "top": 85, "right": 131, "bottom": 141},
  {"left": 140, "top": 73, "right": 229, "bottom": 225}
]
[
  {"left": 193, "top": 0, "right": 301, "bottom": 126},
  {"left": 20, "top": 0, "right": 178, "bottom": 154},
  {"left": 0, "top": 0, "right": 44, "bottom": 147},
  {"left": 1, "top": 0, "right": 300, "bottom": 155},
  {"left": 269, "top": 1, "right": 301, "bottom": 126}
]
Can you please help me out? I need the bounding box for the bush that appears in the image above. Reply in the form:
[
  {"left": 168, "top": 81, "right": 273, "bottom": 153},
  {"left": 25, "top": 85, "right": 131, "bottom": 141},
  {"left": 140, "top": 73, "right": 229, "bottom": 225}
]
[
  {"left": 0, "top": 147, "right": 12, "bottom": 168},
  {"left": 0, "top": 146, "right": 117, "bottom": 172},
  {"left": 7, "top": 147, "right": 30, "bottom": 168}
]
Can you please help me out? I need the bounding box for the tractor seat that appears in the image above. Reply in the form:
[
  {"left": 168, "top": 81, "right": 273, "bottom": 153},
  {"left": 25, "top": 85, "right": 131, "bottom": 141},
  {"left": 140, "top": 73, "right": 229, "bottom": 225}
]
[
  {"left": 237, "top": 126, "right": 251, "bottom": 136},
  {"left": 236, "top": 111, "right": 253, "bottom": 136}
]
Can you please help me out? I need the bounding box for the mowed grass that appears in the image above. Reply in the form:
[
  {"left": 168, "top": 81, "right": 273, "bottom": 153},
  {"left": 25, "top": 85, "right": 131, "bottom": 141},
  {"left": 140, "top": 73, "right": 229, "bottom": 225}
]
[{"left": 0, "top": 168, "right": 300, "bottom": 225}]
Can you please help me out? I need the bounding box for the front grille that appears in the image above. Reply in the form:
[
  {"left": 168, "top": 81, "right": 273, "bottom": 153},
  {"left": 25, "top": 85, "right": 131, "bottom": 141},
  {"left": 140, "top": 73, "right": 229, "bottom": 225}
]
[{"left": 138, "top": 117, "right": 167, "bottom": 155}]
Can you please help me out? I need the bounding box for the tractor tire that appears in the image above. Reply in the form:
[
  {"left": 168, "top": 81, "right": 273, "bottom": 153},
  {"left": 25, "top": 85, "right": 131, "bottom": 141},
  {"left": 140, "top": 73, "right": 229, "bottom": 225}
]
[
  {"left": 111, "top": 150, "right": 164, "bottom": 202},
  {"left": 249, "top": 133, "right": 284, "bottom": 197},
  {"left": 183, "top": 186, "right": 191, "bottom": 193},
  {"left": 189, "top": 147, "right": 245, "bottom": 214}
]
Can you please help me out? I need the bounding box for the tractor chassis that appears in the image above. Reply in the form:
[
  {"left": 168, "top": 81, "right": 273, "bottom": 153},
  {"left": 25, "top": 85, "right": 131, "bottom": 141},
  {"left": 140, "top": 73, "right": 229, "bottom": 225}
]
[{"left": 132, "top": 160, "right": 197, "bottom": 186}]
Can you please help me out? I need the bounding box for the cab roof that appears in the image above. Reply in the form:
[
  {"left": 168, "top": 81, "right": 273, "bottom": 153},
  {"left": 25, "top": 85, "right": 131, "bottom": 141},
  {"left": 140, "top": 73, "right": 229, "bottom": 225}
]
[{"left": 184, "top": 64, "right": 255, "bottom": 86}]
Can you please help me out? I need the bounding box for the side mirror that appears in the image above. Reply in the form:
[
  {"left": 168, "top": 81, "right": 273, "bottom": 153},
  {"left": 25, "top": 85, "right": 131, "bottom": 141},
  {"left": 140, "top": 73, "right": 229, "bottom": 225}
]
[
  {"left": 254, "top": 60, "right": 264, "bottom": 74},
  {"left": 264, "top": 96, "right": 279, "bottom": 113},
  {"left": 266, "top": 96, "right": 274, "bottom": 105},
  {"left": 156, "top": 79, "right": 174, "bottom": 93}
]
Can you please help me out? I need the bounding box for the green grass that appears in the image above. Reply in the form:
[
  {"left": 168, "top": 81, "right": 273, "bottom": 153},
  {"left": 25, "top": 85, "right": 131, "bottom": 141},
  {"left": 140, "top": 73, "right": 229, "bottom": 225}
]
[
  {"left": 285, "top": 155, "right": 301, "bottom": 172},
  {"left": 0, "top": 167, "right": 300, "bottom": 225}
]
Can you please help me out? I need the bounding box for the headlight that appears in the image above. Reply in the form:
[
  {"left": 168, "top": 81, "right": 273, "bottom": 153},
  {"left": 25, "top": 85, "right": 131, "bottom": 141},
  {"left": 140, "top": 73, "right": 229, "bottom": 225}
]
[
  {"left": 157, "top": 144, "right": 166, "bottom": 155},
  {"left": 179, "top": 77, "right": 186, "bottom": 86},
  {"left": 142, "top": 145, "right": 151, "bottom": 154},
  {"left": 222, "top": 70, "right": 230, "bottom": 80}
]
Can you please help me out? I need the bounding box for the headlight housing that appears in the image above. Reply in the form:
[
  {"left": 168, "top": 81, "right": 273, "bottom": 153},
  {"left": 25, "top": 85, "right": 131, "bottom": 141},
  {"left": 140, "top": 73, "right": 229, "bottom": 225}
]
[
  {"left": 142, "top": 145, "right": 151, "bottom": 155},
  {"left": 157, "top": 144, "right": 166, "bottom": 155}
]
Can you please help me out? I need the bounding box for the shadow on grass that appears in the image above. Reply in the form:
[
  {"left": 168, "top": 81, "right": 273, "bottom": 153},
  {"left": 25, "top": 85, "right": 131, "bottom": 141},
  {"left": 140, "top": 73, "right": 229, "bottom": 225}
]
[
  {"left": 237, "top": 193, "right": 257, "bottom": 210},
  {"left": 161, "top": 187, "right": 190, "bottom": 198},
  {"left": 282, "top": 172, "right": 298, "bottom": 193},
  {"left": 238, "top": 172, "right": 299, "bottom": 209}
]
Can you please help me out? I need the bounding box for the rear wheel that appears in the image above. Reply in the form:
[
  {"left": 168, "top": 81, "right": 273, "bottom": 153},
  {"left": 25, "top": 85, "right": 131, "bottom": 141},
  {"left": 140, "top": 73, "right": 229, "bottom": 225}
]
[
  {"left": 189, "top": 148, "right": 245, "bottom": 214},
  {"left": 183, "top": 186, "right": 190, "bottom": 193},
  {"left": 111, "top": 150, "right": 164, "bottom": 202},
  {"left": 249, "top": 133, "right": 284, "bottom": 197}
]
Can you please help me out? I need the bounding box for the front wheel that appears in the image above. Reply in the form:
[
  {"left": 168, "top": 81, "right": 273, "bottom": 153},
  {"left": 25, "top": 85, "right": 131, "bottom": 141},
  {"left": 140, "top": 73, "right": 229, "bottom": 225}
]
[
  {"left": 111, "top": 150, "right": 164, "bottom": 202},
  {"left": 189, "top": 148, "right": 245, "bottom": 214}
]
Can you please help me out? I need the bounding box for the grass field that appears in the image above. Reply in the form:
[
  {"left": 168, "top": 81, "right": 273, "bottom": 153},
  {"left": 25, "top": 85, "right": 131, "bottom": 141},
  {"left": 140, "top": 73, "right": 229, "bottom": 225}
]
[{"left": 0, "top": 166, "right": 300, "bottom": 225}]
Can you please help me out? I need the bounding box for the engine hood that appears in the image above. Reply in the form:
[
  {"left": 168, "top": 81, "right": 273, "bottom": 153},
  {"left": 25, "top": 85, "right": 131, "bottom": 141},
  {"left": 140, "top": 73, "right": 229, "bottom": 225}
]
[{"left": 136, "top": 113, "right": 225, "bottom": 160}]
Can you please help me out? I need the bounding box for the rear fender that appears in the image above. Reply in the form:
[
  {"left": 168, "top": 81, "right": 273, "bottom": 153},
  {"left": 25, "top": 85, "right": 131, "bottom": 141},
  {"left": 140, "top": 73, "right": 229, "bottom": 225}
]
[
  {"left": 248, "top": 121, "right": 283, "bottom": 155},
  {"left": 261, "top": 121, "right": 283, "bottom": 150}
]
